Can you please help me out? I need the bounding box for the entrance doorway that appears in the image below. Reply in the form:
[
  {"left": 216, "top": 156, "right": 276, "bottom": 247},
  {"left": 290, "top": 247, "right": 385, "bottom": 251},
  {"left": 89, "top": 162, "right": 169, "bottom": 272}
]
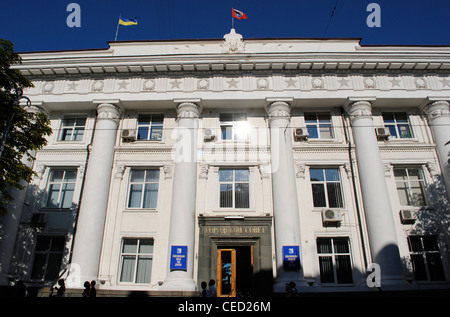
[{"left": 217, "top": 246, "right": 253, "bottom": 297}]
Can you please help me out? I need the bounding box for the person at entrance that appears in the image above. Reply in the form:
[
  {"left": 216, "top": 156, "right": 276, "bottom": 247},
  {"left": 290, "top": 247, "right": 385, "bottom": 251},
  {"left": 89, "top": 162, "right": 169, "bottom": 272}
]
[
  {"left": 200, "top": 281, "right": 208, "bottom": 297},
  {"left": 208, "top": 279, "right": 217, "bottom": 297}
]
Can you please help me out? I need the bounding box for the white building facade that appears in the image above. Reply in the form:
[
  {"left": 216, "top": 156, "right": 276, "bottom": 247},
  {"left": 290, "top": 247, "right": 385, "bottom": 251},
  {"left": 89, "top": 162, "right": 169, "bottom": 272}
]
[{"left": 1, "top": 31, "right": 450, "bottom": 296}]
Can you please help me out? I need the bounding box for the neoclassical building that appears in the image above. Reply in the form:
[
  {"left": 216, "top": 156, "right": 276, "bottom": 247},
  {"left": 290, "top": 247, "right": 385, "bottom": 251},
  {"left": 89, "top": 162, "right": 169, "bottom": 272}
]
[{"left": 1, "top": 30, "right": 450, "bottom": 296}]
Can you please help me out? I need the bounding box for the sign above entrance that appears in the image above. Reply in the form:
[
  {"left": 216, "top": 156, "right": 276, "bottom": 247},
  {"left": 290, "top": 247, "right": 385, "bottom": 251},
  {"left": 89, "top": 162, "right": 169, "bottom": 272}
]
[
  {"left": 202, "top": 225, "right": 266, "bottom": 235},
  {"left": 170, "top": 245, "right": 188, "bottom": 271},
  {"left": 283, "top": 246, "right": 300, "bottom": 271}
]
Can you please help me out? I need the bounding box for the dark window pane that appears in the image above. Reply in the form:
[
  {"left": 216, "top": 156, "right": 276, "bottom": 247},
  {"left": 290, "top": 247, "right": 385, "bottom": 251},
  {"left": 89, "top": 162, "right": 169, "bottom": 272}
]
[
  {"left": 410, "top": 254, "right": 427, "bottom": 280},
  {"left": 333, "top": 238, "right": 350, "bottom": 253},
  {"left": 317, "top": 238, "right": 332, "bottom": 254},
  {"left": 327, "top": 183, "right": 343, "bottom": 208},
  {"left": 312, "top": 184, "right": 326, "bottom": 207},
  {"left": 220, "top": 184, "right": 233, "bottom": 208},
  {"left": 408, "top": 236, "right": 423, "bottom": 252},
  {"left": 235, "top": 183, "right": 249, "bottom": 208},
  {"left": 382, "top": 113, "right": 395, "bottom": 123},
  {"left": 319, "top": 256, "right": 334, "bottom": 283},
  {"left": 422, "top": 236, "right": 439, "bottom": 252},
  {"left": 335, "top": 255, "right": 353, "bottom": 284},
  {"left": 304, "top": 113, "right": 317, "bottom": 122},
  {"left": 427, "top": 253, "right": 445, "bottom": 281}
]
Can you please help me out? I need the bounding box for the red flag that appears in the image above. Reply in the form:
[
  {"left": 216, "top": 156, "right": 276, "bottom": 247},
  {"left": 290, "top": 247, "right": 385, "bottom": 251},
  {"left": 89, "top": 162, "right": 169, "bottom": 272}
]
[{"left": 232, "top": 8, "right": 247, "bottom": 19}]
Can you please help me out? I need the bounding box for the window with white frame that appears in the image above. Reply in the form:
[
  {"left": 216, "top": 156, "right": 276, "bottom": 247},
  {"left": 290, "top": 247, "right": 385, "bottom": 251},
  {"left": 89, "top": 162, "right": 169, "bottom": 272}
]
[
  {"left": 304, "top": 113, "right": 333, "bottom": 139},
  {"left": 59, "top": 117, "right": 86, "bottom": 141},
  {"left": 408, "top": 235, "right": 445, "bottom": 281},
  {"left": 46, "top": 169, "right": 77, "bottom": 208},
  {"left": 393, "top": 167, "right": 427, "bottom": 207},
  {"left": 219, "top": 113, "right": 248, "bottom": 141},
  {"left": 30, "top": 236, "right": 65, "bottom": 282},
  {"left": 137, "top": 114, "right": 164, "bottom": 141},
  {"left": 219, "top": 168, "right": 250, "bottom": 209},
  {"left": 128, "top": 169, "right": 160, "bottom": 209},
  {"left": 310, "top": 168, "right": 344, "bottom": 208},
  {"left": 316, "top": 237, "right": 353, "bottom": 284},
  {"left": 382, "top": 112, "right": 413, "bottom": 139},
  {"left": 119, "top": 238, "right": 154, "bottom": 284}
]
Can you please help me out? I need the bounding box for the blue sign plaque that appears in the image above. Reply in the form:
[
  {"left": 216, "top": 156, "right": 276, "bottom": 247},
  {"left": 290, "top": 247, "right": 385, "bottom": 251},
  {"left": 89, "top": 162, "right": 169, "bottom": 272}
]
[
  {"left": 283, "top": 246, "right": 300, "bottom": 271},
  {"left": 170, "top": 246, "right": 188, "bottom": 271}
]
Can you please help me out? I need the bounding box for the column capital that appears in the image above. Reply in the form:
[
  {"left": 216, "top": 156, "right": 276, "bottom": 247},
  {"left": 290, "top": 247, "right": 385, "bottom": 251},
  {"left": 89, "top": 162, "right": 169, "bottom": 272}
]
[
  {"left": 96, "top": 103, "right": 123, "bottom": 123},
  {"left": 421, "top": 100, "right": 450, "bottom": 120},
  {"left": 265, "top": 98, "right": 292, "bottom": 123},
  {"left": 20, "top": 100, "right": 50, "bottom": 117},
  {"left": 344, "top": 100, "right": 373, "bottom": 124},
  {"left": 175, "top": 100, "right": 201, "bottom": 119}
]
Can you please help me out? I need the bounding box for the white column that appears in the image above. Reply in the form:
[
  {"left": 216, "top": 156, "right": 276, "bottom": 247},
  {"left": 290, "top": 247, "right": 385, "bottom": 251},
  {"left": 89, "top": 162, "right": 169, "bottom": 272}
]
[
  {"left": 70, "top": 102, "right": 122, "bottom": 284},
  {"left": 421, "top": 100, "right": 450, "bottom": 198},
  {"left": 162, "top": 100, "right": 201, "bottom": 291},
  {"left": 344, "top": 100, "right": 406, "bottom": 287},
  {"left": 266, "top": 99, "right": 307, "bottom": 292}
]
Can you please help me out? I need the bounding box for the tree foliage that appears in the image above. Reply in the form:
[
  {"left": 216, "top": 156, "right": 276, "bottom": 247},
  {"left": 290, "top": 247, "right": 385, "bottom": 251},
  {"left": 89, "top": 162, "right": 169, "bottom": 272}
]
[{"left": 0, "top": 39, "right": 52, "bottom": 215}]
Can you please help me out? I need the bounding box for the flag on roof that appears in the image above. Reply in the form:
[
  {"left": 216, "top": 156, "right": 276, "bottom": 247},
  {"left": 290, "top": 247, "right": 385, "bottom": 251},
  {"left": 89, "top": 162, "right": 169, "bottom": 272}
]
[
  {"left": 232, "top": 8, "right": 247, "bottom": 19},
  {"left": 119, "top": 17, "right": 138, "bottom": 26}
]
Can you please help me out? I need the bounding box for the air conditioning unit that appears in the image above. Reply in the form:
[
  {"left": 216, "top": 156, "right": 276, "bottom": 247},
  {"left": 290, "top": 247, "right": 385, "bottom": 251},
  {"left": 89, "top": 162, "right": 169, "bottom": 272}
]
[
  {"left": 122, "top": 129, "right": 136, "bottom": 142},
  {"left": 30, "top": 213, "right": 47, "bottom": 228},
  {"left": 375, "top": 127, "right": 390, "bottom": 141},
  {"left": 204, "top": 128, "right": 216, "bottom": 141},
  {"left": 293, "top": 128, "right": 309, "bottom": 141},
  {"left": 322, "top": 209, "right": 342, "bottom": 223},
  {"left": 400, "top": 209, "right": 417, "bottom": 224}
]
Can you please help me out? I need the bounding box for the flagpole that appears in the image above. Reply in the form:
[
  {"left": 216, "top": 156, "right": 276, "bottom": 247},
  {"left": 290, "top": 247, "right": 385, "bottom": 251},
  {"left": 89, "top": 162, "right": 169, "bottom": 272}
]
[
  {"left": 231, "top": 9, "right": 234, "bottom": 29},
  {"left": 114, "top": 13, "right": 121, "bottom": 41}
]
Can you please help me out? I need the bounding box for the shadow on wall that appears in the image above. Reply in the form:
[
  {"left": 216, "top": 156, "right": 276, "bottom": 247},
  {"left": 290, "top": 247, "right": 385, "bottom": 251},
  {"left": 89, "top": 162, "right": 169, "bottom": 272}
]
[{"left": 3, "top": 183, "right": 79, "bottom": 288}]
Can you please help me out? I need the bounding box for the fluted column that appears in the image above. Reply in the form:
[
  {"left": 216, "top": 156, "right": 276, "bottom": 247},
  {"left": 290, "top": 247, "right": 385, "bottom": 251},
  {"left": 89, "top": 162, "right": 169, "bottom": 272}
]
[
  {"left": 162, "top": 100, "right": 201, "bottom": 291},
  {"left": 266, "top": 99, "right": 307, "bottom": 292},
  {"left": 421, "top": 100, "right": 450, "bottom": 198},
  {"left": 344, "top": 100, "right": 406, "bottom": 287},
  {"left": 70, "top": 102, "right": 122, "bottom": 284}
]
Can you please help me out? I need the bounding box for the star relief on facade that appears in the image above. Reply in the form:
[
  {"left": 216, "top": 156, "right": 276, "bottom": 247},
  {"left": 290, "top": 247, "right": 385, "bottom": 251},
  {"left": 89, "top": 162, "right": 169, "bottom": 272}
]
[{"left": 221, "top": 28, "right": 245, "bottom": 53}]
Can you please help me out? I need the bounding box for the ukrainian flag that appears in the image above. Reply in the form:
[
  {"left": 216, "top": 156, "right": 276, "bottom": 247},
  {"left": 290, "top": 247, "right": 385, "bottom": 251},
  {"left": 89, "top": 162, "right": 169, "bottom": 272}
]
[{"left": 119, "top": 17, "right": 138, "bottom": 26}]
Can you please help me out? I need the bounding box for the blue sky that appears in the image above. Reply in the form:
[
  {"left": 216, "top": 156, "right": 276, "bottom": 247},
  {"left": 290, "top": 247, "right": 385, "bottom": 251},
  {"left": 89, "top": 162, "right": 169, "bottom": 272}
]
[{"left": 1, "top": 0, "right": 449, "bottom": 52}]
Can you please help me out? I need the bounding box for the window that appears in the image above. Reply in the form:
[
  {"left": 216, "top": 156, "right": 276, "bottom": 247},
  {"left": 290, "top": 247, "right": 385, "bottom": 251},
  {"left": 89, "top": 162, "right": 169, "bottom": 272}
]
[
  {"left": 310, "top": 168, "right": 344, "bottom": 208},
  {"left": 304, "top": 113, "right": 333, "bottom": 139},
  {"left": 59, "top": 117, "right": 86, "bottom": 141},
  {"left": 46, "top": 169, "right": 77, "bottom": 208},
  {"left": 408, "top": 236, "right": 445, "bottom": 281},
  {"left": 382, "top": 113, "right": 413, "bottom": 139},
  {"left": 128, "top": 169, "right": 160, "bottom": 209},
  {"left": 394, "top": 167, "right": 426, "bottom": 207},
  {"left": 120, "top": 239, "right": 154, "bottom": 284},
  {"left": 31, "top": 236, "right": 65, "bottom": 281},
  {"left": 219, "top": 168, "right": 249, "bottom": 208},
  {"left": 317, "top": 237, "right": 353, "bottom": 284},
  {"left": 219, "top": 113, "right": 248, "bottom": 140},
  {"left": 137, "top": 114, "right": 163, "bottom": 141}
]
